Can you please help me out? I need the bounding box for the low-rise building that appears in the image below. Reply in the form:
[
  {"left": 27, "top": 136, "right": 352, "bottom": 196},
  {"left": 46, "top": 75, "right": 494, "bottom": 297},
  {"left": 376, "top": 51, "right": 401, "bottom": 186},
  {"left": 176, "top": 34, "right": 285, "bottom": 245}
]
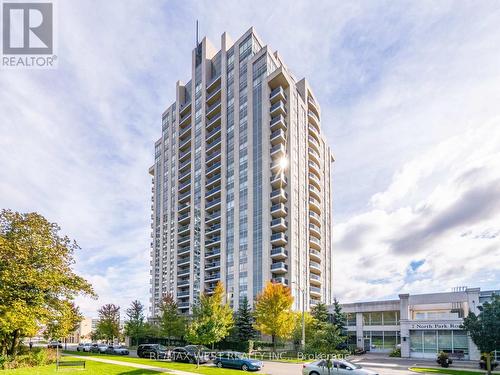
[{"left": 334, "top": 287, "right": 499, "bottom": 360}]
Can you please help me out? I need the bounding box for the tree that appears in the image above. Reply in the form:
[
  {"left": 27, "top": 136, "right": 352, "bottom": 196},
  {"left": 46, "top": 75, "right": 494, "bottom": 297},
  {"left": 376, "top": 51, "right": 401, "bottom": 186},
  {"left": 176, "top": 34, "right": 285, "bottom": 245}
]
[
  {"left": 311, "top": 302, "right": 329, "bottom": 328},
  {"left": 185, "top": 282, "right": 234, "bottom": 367},
  {"left": 124, "top": 300, "right": 146, "bottom": 347},
  {"left": 96, "top": 304, "right": 120, "bottom": 342},
  {"left": 253, "top": 281, "right": 296, "bottom": 351},
  {"left": 461, "top": 295, "right": 500, "bottom": 375},
  {"left": 44, "top": 301, "right": 82, "bottom": 343},
  {"left": 330, "top": 298, "right": 347, "bottom": 333},
  {"left": 159, "top": 294, "right": 185, "bottom": 345},
  {"left": 0, "top": 210, "right": 95, "bottom": 356},
  {"left": 292, "top": 311, "right": 315, "bottom": 349},
  {"left": 234, "top": 296, "right": 256, "bottom": 342}
]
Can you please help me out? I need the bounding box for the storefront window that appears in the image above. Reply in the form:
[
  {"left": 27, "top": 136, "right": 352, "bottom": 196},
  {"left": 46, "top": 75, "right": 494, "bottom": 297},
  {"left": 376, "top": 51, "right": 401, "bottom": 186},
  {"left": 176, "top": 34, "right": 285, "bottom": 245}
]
[
  {"left": 371, "top": 332, "right": 383, "bottom": 349},
  {"left": 453, "top": 331, "right": 469, "bottom": 355},
  {"left": 384, "top": 331, "right": 397, "bottom": 349},
  {"left": 410, "top": 331, "right": 422, "bottom": 352},
  {"left": 371, "top": 312, "right": 383, "bottom": 325},
  {"left": 362, "top": 313, "right": 370, "bottom": 325},
  {"left": 383, "top": 311, "right": 399, "bottom": 325},
  {"left": 437, "top": 330, "right": 452, "bottom": 352},
  {"left": 423, "top": 330, "right": 437, "bottom": 353}
]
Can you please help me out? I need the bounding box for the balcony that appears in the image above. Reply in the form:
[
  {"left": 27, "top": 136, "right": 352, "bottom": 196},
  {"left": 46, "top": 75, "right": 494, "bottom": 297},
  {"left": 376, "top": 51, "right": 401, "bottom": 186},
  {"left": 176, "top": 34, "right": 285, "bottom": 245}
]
[
  {"left": 308, "top": 110, "right": 320, "bottom": 127},
  {"left": 206, "top": 161, "right": 221, "bottom": 177},
  {"left": 270, "top": 247, "right": 288, "bottom": 261},
  {"left": 271, "top": 233, "right": 288, "bottom": 246},
  {"left": 270, "top": 144, "right": 286, "bottom": 159},
  {"left": 178, "top": 203, "right": 190, "bottom": 214},
  {"left": 205, "top": 236, "right": 221, "bottom": 247},
  {"left": 310, "top": 261, "right": 321, "bottom": 274},
  {"left": 177, "top": 290, "right": 189, "bottom": 297},
  {"left": 178, "top": 213, "right": 190, "bottom": 224},
  {"left": 272, "top": 276, "right": 288, "bottom": 286},
  {"left": 308, "top": 124, "right": 321, "bottom": 142},
  {"left": 178, "top": 246, "right": 190, "bottom": 256},
  {"left": 178, "top": 169, "right": 191, "bottom": 182},
  {"left": 179, "top": 148, "right": 191, "bottom": 162},
  {"left": 179, "top": 123, "right": 191, "bottom": 139},
  {"left": 206, "top": 85, "right": 222, "bottom": 104},
  {"left": 270, "top": 217, "right": 288, "bottom": 232},
  {"left": 207, "top": 74, "right": 221, "bottom": 91},
  {"left": 205, "top": 173, "right": 221, "bottom": 188},
  {"left": 206, "top": 198, "right": 221, "bottom": 212},
  {"left": 206, "top": 112, "right": 221, "bottom": 130},
  {"left": 309, "top": 197, "right": 321, "bottom": 214},
  {"left": 206, "top": 150, "right": 221, "bottom": 164},
  {"left": 310, "top": 248, "right": 321, "bottom": 262},
  {"left": 178, "top": 302, "right": 190, "bottom": 309},
  {"left": 309, "top": 211, "right": 321, "bottom": 225},
  {"left": 270, "top": 101, "right": 286, "bottom": 117},
  {"left": 179, "top": 111, "right": 192, "bottom": 127},
  {"left": 309, "top": 160, "right": 321, "bottom": 177},
  {"left": 205, "top": 261, "right": 220, "bottom": 271},
  {"left": 178, "top": 256, "right": 190, "bottom": 267},
  {"left": 205, "top": 223, "right": 221, "bottom": 235},
  {"left": 178, "top": 268, "right": 190, "bottom": 277},
  {"left": 177, "top": 279, "right": 190, "bottom": 287},
  {"left": 179, "top": 136, "right": 191, "bottom": 151},
  {"left": 270, "top": 86, "right": 286, "bottom": 103},
  {"left": 205, "top": 211, "right": 221, "bottom": 225},
  {"left": 179, "top": 190, "right": 191, "bottom": 203},
  {"left": 179, "top": 100, "right": 191, "bottom": 115},
  {"left": 205, "top": 186, "right": 221, "bottom": 199},
  {"left": 206, "top": 99, "right": 221, "bottom": 118},
  {"left": 178, "top": 223, "right": 190, "bottom": 235},
  {"left": 270, "top": 129, "right": 286, "bottom": 145},
  {"left": 205, "top": 248, "right": 221, "bottom": 258},
  {"left": 270, "top": 114, "right": 286, "bottom": 132},
  {"left": 310, "top": 235, "right": 321, "bottom": 250},
  {"left": 271, "top": 262, "right": 288, "bottom": 274},
  {"left": 309, "top": 223, "right": 321, "bottom": 238},
  {"left": 270, "top": 173, "right": 287, "bottom": 188},
  {"left": 206, "top": 136, "right": 222, "bottom": 153},
  {"left": 308, "top": 135, "right": 320, "bottom": 152},
  {"left": 309, "top": 273, "right": 322, "bottom": 286},
  {"left": 270, "top": 188, "right": 287, "bottom": 203},
  {"left": 178, "top": 158, "right": 191, "bottom": 173},
  {"left": 308, "top": 148, "right": 320, "bottom": 164},
  {"left": 178, "top": 235, "right": 190, "bottom": 246},
  {"left": 270, "top": 203, "right": 288, "bottom": 218},
  {"left": 308, "top": 96, "right": 319, "bottom": 114},
  {"left": 206, "top": 126, "right": 221, "bottom": 143},
  {"left": 205, "top": 273, "right": 221, "bottom": 282},
  {"left": 308, "top": 173, "right": 321, "bottom": 189},
  {"left": 310, "top": 286, "right": 322, "bottom": 297}
]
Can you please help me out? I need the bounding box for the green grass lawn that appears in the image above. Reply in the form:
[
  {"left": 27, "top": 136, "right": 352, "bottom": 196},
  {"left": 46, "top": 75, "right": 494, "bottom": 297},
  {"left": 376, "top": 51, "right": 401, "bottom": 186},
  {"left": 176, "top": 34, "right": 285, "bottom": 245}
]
[
  {"left": 63, "top": 350, "right": 270, "bottom": 374},
  {"left": 0, "top": 356, "right": 160, "bottom": 374},
  {"left": 409, "top": 367, "right": 499, "bottom": 375}
]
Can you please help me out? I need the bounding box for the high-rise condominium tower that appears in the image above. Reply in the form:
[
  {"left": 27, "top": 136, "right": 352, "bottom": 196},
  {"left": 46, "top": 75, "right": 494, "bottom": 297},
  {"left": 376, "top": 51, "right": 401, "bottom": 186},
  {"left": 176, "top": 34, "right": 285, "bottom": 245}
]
[{"left": 149, "top": 28, "right": 334, "bottom": 317}]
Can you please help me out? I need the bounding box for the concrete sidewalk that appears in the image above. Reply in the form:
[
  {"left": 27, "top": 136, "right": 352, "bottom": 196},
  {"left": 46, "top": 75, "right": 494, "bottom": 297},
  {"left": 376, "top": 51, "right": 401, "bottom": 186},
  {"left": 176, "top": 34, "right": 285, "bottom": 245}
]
[{"left": 64, "top": 354, "right": 198, "bottom": 375}]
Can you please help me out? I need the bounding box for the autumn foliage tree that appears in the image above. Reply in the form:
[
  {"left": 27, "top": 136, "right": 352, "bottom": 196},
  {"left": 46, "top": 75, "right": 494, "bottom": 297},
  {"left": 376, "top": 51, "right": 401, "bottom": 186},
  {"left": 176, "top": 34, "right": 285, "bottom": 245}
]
[
  {"left": 253, "top": 281, "right": 296, "bottom": 351},
  {"left": 95, "top": 304, "right": 120, "bottom": 342},
  {"left": 0, "top": 210, "right": 95, "bottom": 357}
]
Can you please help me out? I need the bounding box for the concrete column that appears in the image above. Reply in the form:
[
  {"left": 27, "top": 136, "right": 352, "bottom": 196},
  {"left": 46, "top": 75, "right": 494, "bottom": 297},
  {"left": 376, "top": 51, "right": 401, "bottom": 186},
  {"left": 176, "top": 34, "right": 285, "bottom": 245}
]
[
  {"left": 399, "top": 294, "right": 410, "bottom": 358},
  {"left": 356, "top": 312, "right": 364, "bottom": 349}
]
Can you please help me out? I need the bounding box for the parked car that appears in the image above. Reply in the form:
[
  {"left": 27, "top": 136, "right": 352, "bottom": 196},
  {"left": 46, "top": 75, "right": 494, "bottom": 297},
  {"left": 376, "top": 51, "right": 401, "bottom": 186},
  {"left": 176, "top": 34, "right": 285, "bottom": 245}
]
[
  {"left": 137, "top": 344, "right": 168, "bottom": 359},
  {"left": 184, "top": 345, "right": 214, "bottom": 360},
  {"left": 214, "top": 351, "right": 263, "bottom": 371},
  {"left": 303, "top": 360, "right": 378, "bottom": 375},
  {"left": 105, "top": 345, "right": 130, "bottom": 355},
  {"left": 89, "top": 343, "right": 108, "bottom": 353},
  {"left": 76, "top": 343, "right": 92, "bottom": 352},
  {"left": 171, "top": 347, "right": 207, "bottom": 364},
  {"left": 47, "top": 341, "right": 62, "bottom": 349}
]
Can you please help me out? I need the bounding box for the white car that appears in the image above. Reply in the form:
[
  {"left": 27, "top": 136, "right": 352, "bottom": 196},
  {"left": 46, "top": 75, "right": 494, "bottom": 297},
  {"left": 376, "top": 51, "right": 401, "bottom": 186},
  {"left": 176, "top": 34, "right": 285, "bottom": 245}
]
[
  {"left": 303, "top": 360, "right": 379, "bottom": 375},
  {"left": 76, "top": 343, "right": 92, "bottom": 352}
]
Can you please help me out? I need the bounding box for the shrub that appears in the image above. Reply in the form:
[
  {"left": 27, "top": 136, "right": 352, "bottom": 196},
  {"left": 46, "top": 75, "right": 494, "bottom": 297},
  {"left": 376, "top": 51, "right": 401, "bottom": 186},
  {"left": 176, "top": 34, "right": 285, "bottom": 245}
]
[
  {"left": 0, "top": 348, "right": 56, "bottom": 369},
  {"left": 389, "top": 348, "right": 401, "bottom": 357},
  {"left": 436, "top": 351, "right": 452, "bottom": 368}
]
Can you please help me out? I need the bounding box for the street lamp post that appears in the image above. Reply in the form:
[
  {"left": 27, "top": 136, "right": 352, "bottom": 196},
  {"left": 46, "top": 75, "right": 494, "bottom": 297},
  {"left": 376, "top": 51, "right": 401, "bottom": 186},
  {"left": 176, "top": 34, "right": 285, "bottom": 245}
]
[{"left": 292, "top": 281, "right": 305, "bottom": 351}]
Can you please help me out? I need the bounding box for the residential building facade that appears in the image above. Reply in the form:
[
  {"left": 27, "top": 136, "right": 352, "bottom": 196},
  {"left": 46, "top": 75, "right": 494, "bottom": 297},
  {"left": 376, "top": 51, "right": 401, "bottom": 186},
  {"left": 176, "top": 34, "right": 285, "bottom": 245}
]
[
  {"left": 334, "top": 287, "right": 499, "bottom": 360},
  {"left": 149, "top": 27, "right": 334, "bottom": 317}
]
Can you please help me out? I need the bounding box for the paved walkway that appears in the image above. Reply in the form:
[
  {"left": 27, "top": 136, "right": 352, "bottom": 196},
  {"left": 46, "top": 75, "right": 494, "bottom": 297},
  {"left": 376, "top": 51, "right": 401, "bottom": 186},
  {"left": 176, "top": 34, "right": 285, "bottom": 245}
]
[{"left": 64, "top": 354, "right": 198, "bottom": 375}]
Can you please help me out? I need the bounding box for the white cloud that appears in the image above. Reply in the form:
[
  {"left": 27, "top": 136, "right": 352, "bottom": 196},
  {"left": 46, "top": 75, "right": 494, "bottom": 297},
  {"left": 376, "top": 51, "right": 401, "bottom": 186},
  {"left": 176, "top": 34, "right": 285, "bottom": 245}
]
[{"left": 333, "top": 120, "right": 500, "bottom": 302}]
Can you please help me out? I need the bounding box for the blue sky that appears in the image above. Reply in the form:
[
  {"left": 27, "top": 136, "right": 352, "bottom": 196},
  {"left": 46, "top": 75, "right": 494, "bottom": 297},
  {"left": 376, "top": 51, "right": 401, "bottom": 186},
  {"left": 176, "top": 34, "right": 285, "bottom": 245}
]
[{"left": 1, "top": 0, "right": 500, "bottom": 317}]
